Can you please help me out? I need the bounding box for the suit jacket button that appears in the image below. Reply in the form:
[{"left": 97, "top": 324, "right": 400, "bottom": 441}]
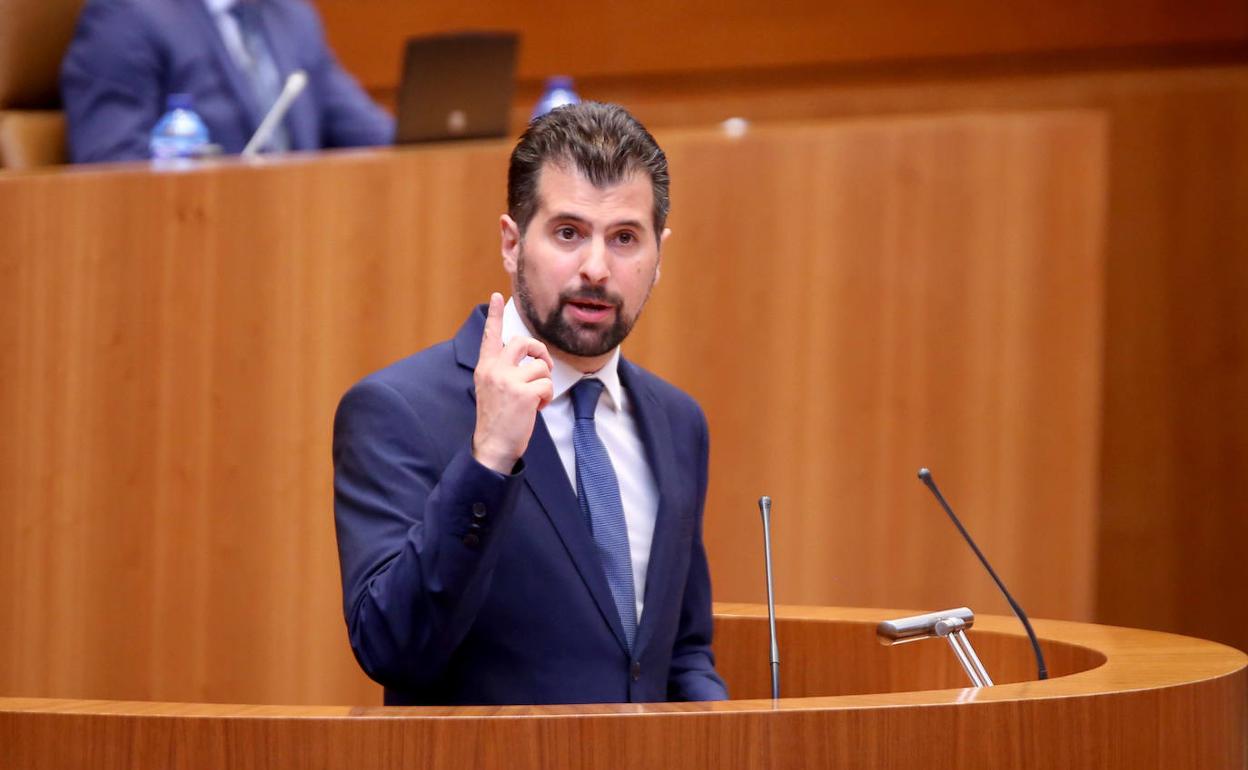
[
  {"left": 630, "top": 661, "right": 641, "bottom": 681},
  {"left": 462, "top": 532, "right": 481, "bottom": 548},
  {"left": 471, "top": 502, "right": 487, "bottom": 519}
]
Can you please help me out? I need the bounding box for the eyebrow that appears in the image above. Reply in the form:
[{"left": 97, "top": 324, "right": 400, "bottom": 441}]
[{"left": 549, "top": 212, "right": 648, "bottom": 231}]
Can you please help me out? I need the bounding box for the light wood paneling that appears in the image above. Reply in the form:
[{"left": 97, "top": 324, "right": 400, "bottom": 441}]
[
  {"left": 644, "top": 115, "right": 1106, "bottom": 625},
  {"left": 0, "top": 145, "right": 512, "bottom": 706},
  {"left": 311, "top": 0, "right": 1248, "bottom": 91},
  {"left": 0, "top": 112, "right": 1105, "bottom": 705},
  {"left": 0, "top": 607, "right": 1243, "bottom": 769}
]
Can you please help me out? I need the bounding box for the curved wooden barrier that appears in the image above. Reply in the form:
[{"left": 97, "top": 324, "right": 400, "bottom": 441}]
[{"left": 1, "top": 605, "right": 1242, "bottom": 769}]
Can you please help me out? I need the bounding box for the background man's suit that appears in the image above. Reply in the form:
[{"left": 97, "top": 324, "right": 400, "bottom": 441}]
[
  {"left": 333, "top": 306, "right": 728, "bottom": 706},
  {"left": 61, "top": 0, "right": 393, "bottom": 163}
]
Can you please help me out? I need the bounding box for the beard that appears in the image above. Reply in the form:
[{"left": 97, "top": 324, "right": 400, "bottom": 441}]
[{"left": 514, "top": 249, "right": 651, "bottom": 358}]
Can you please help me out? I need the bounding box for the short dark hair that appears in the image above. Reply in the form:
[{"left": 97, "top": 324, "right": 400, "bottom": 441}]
[{"left": 507, "top": 102, "right": 670, "bottom": 240}]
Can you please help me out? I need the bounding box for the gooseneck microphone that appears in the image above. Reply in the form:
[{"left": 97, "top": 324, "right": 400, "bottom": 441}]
[
  {"left": 759, "top": 495, "right": 781, "bottom": 699},
  {"left": 242, "top": 70, "right": 308, "bottom": 158},
  {"left": 917, "top": 468, "right": 1049, "bottom": 680}
]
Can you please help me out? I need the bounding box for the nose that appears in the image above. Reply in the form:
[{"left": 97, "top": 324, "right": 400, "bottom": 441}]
[{"left": 579, "top": 235, "right": 610, "bottom": 284}]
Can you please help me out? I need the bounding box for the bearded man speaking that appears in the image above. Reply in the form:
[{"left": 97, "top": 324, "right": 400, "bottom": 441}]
[{"left": 333, "top": 102, "right": 728, "bottom": 706}]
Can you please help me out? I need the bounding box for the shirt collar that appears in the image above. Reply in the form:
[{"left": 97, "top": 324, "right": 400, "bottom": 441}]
[{"left": 501, "top": 297, "right": 624, "bottom": 412}]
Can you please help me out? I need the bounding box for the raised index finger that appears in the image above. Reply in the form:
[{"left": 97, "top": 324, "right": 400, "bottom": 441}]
[{"left": 478, "top": 292, "right": 505, "bottom": 361}]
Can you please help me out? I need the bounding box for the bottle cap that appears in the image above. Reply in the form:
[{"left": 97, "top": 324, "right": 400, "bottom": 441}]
[{"left": 545, "top": 75, "right": 575, "bottom": 91}]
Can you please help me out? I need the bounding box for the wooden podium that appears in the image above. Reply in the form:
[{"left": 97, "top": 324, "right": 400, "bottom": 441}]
[{"left": 1, "top": 604, "right": 1243, "bottom": 769}]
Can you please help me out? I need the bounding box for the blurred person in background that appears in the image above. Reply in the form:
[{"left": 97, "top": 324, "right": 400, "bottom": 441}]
[{"left": 61, "top": 0, "right": 394, "bottom": 162}]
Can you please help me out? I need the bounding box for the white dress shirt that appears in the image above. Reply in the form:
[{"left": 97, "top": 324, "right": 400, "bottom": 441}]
[{"left": 501, "top": 298, "right": 659, "bottom": 622}]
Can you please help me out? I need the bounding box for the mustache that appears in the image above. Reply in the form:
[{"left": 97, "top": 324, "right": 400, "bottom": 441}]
[{"left": 558, "top": 285, "right": 623, "bottom": 307}]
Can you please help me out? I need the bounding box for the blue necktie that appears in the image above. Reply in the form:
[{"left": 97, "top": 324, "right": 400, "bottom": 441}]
[
  {"left": 228, "top": 2, "right": 290, "bottom": 152},
  {"left": 570, "top": 378, "right": 638, "bottom": 651}
]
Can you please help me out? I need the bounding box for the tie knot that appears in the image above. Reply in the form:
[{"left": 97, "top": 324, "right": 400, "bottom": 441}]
[{"left": 570, "top": 378, "right": 605, "bottom": 420}]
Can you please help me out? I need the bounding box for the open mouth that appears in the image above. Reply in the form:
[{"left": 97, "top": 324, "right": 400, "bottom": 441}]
[{"left": 564, "top": 298, "right": 617, "bottom": 323}]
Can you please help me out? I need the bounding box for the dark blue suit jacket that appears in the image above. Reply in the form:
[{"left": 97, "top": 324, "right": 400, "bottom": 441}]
[
  {"left": 61, "top": 0, "right": 394, "bottom": 163},
  {"left": 333, "top": 306, "right": 728, "bottom": 705}
]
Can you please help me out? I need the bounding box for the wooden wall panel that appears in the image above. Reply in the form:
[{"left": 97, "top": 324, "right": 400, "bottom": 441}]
[
  {"left": 1093, "top": 79, "right": 1248, "bottom": 652},
  {"left": 311, "top": 0, "right": 1248, "bottom": 92},
  {"left": 644, "top": 115, "right": 1106, "bottom": 623},
  {"left": 0, "top": 147, "right": 510, "bottom": 705},
  {"left": 0, "top": 112, "right": 1105, "bottom": 705}
]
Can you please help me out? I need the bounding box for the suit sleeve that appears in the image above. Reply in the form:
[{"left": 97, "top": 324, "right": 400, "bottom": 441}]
[
  {"left": 60, "top": 0, "right": 166, "bottom": 163},
  {"left": 302, "top": 7, "right": 394, "bottom": 148},
  {"left": 333, "top": 379, "right": 520, "bottom": 690},
  {"left": 667, "top": 409, "right": 730, "bottom": 701}
]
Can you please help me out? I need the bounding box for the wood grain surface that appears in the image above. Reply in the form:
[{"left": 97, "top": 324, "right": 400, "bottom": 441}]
[
  {"left": 0, "top": 112, "right": 1106, "bottom": 706},
  {"left": 0, "top": 606, "right": 1242, "bottom": 769},
  {"left": 310, "top": 0, "right": 1248, "bottom": 91}
]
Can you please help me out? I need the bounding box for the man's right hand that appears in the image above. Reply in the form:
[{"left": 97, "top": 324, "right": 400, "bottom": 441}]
[{"left": 472, "top": 293, "right": 555, "bottom": 474}]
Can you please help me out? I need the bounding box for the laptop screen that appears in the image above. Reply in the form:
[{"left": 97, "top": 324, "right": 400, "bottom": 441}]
[{"left": 395, "top": 32, "right": 519, "bottom": 144}]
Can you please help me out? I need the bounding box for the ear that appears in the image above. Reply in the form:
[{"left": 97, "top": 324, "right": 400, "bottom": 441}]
[
  {"left": 500, "top": 214, "right": 521, "bottom": 277},
  {"left": 655, "top": 227, "right": 671, "bottom": 284}
]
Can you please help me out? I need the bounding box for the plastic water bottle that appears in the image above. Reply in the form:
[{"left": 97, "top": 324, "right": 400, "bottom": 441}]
[
  {"left": 149, "top": 93, "right": 211, "bottom": 160},
  {"left": 531, "top": 76, "right": 580, "bottom": 121}
]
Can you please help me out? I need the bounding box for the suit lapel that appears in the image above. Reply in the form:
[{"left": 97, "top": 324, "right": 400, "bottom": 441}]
[
  {"left": 619, "top": 361, "right": 682, "bottom": 657},
  {"left": 453, "top": 307, "right": 631, "bottom": 655},
  {"left": 522, "top": 418, "right": 633, "bottom": 654}
]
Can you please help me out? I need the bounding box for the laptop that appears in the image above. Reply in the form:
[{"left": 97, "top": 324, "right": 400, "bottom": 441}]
[{"left": 394, "top": 32, "right": 519, "bottom": 144}]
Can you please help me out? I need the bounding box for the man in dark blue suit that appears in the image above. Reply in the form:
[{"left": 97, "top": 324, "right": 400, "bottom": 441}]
[
  {"left": 60, "top": 0, "right": 393, "bottom": 163},
  {"left": 333, "top": 102, "right": 729, "bottom": 706}
]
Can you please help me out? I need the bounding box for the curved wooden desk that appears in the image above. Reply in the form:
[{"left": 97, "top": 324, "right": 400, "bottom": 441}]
[{"left": 1, "top": 605, "right": 1242, "bottom": 769}]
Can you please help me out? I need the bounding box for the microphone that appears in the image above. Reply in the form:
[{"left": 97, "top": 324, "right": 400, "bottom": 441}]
[
  {"left": 758, "top": 495, "right": 780, "bottom": 699},
  {"left": 917, "top": 468, "right": 1048, "bottom": 680},
  {"left": 242, "top": 70, "right": 308, "bottom": 158}
]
